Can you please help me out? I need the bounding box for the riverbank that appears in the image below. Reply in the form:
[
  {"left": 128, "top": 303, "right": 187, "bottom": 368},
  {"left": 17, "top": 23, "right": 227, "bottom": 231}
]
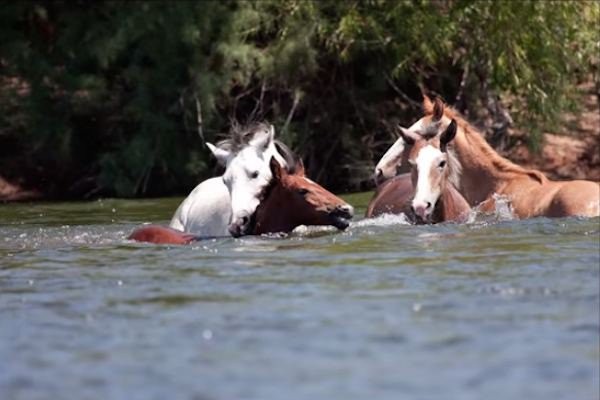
[{"left": 1, "top": 85, "right": 598, "bottom": 203}]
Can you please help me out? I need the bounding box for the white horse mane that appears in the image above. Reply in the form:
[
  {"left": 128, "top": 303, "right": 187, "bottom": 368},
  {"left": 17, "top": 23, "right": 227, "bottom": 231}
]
[
  {"left": 216, "top": 121, "right": 297, "bottom": 171},
  {"left": 446, "top": 146, "right": 462, "bottom": 189}
]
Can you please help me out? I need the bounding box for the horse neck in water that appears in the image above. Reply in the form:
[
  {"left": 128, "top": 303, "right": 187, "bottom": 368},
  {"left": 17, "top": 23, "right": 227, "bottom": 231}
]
[
  {"left": 416, "top": 96, "right": 599, "bottom": 218},
  {"left": 365, "top": 173, "right": 413, "bottom": 218},
  {"left": 400, "top": 119, "right": 470, "bottom": 223},
  {"left": 250, "top": 157, "right": 354, "bottom": 235}
]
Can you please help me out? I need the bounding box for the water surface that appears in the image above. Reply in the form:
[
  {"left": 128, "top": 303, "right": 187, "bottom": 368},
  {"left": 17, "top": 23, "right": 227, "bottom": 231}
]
[{"left": 1, "top": 194, "right": 598, "bottom": 400}]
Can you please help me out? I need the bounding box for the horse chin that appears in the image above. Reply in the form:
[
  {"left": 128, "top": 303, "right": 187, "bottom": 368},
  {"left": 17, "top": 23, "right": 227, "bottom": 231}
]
[
  {"left": 331, "top": 217, "right": 350, "bottom": 231},
  {"left": 330, "top": 214, "right": 351, "bottom": 230},
  {"left": 228, "top": 213, "right": 257, "bottom": 238}
]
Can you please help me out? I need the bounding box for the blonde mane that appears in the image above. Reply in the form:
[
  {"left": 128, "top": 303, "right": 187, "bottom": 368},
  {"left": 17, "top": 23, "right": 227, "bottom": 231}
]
[{"left": 423, "top": 98, "right": 546, "bottom": 184}]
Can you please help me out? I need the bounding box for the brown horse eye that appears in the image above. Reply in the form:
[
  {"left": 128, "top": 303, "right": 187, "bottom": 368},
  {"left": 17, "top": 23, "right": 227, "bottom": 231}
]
[
  {"left": 438, "top": 160, "right": 447, "bottom": 168},
  {"left": 297, "top": 188, "right": 309, "bottom": 195}
]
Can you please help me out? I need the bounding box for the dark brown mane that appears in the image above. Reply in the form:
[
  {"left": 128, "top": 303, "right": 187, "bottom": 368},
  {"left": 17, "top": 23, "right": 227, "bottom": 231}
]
[{"left": 424, "top": 101, "right": 546, "bottom": 184}]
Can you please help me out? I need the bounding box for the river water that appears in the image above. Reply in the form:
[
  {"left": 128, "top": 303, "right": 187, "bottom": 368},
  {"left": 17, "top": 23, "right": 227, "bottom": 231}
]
[{"left": 1, "top": 193, "right": 598, "bottom": 400}]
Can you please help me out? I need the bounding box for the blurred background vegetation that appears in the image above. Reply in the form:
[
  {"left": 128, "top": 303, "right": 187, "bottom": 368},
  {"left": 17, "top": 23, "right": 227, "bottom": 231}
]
[{"left": 1, "top": 0, "right": 598, "bottom": 199}]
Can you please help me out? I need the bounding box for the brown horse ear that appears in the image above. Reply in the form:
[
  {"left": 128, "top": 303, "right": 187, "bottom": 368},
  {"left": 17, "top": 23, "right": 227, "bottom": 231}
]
[
  {"left": 398, "top": 126, "right": 419, "bottom": 145},
  {"left": 294, "top": 157, "right": 306, "bottom": 176},
  {"left": 422, "top": 94, "right": 434, "bottom": 115},
  {"left": 269, "top": 156, "right": 284, "bottom": 181},
  {"left": 440, "top": 119, "right": 457, "bottom": 152},
  {"left": 432, "top": 97, "right": 444, "bottom": 121}
]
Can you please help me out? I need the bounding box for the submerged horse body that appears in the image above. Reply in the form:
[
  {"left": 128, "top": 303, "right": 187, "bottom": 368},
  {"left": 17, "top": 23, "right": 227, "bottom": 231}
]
[
  {"left": 375, "top": 95, "right": 600, "bottom": 219},
  {"left": 129, "top": 157, "right": 353, "bottom": 244}
]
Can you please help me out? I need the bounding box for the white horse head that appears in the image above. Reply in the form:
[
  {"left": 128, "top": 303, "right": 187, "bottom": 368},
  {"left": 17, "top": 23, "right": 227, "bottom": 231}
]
[
  {"left": 206, "top": 123, "right": 289, "bottom": 237},
  {"left": 374, "top": 96, "right": 447, "bottom": 184},
  {"left": 399, "top": 119, "right": 459, "bottom": 222}
]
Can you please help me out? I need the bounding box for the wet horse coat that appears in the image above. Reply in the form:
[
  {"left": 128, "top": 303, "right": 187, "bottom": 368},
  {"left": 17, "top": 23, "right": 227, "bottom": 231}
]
[
  {"left": 374, "top": 95, "right": 600, "bottom": 219},
  {"left": 129, "top": 158, "right": 354, "bottom": 244},
  {"left": 366, "top": 120, "right": 471, "bottom": 224}
]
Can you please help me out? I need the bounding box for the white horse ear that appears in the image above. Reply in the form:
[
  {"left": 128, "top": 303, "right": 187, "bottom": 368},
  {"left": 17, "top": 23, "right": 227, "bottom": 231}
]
[
  {"left": 398, "top": 126, "right": 419, "bottom": 145},
  {"left": 206, "top": 142, "right": 231, "bottom": 166},
  {"left": 251, "top": 127, "right": 274, "bottom": 151}
]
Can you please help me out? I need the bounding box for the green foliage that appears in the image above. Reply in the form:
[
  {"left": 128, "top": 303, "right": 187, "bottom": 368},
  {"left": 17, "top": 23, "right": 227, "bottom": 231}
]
[{"left": 0, "top": 0, "right": 597, "bottom": 197}]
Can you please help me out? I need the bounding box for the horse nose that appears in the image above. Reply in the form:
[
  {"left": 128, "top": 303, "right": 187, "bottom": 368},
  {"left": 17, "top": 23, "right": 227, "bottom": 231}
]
[
  {"left": 337, "top": 204, "right": 354, "bottom": 218},
  {"left": 412, "top": 201, "right": 431, "bottom": 219},
  {"left": 228, "top": 215, "right": 252, "bottom": 238},
  {"left": 374, "top": 169, "right": 384, "bottom": 185}
]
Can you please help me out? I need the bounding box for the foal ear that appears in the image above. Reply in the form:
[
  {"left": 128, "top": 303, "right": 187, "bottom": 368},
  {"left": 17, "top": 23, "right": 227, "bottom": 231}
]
[
  {"left": 440, "top": 119, "right": 457, "bottom": 151},
  {"left": 432, "top": 97, "right": 444, "bottom": 121},
  {"left": 398, "top": 126, "right": 420, "bottom": 146},
  {"left": 206, "top": 142, "right": 231, "bottom": 166},
  {"left": 269, "top": 156, "right": 284, "bottom": 181},
  {"left": 422, "top": 94, "right": 434, "bottom": 115}
]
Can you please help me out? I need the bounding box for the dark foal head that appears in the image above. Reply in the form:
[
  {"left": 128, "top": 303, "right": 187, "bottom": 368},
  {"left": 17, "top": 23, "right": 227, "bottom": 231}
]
[
  {"left": 399, "top": 119, "right": 460, "bottom": 222},
  {"left": 238, "top": 157, "right": 354, "bottom": 236}
]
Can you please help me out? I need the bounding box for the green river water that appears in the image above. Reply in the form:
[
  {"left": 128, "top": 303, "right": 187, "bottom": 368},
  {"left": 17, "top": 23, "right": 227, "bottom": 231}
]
[{"left": 1, "top": 192, "right": 598, "bottom": 400}]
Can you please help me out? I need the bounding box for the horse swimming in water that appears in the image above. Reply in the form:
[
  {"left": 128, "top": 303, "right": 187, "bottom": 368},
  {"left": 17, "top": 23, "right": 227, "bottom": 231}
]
[
  {"left": 366, "top": 120, "right": 470, "bottom": 223},
  {"left": 169, "top": 122, "right": 293, "bottom": 237},
  {"left": 374, "top": 95, "right": 600, "bottom": 219},
  {"left": 129, "top": 157, "right": 354, "bottom": 244}
]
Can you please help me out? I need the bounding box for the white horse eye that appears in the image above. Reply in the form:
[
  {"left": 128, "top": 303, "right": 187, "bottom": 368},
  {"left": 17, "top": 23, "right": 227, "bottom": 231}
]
[
  {"left": 438, "top": 160, "right": 447, "bottom": 168},
  {"left": 250, "top": 171, "right": 259, "bottom": 179}
]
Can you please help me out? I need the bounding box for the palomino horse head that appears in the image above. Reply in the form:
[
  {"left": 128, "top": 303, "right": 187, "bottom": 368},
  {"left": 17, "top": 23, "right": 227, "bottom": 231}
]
[
  {"left": 206, "top": 123, "right": 292, "bottom": 236},
  {"left": 374, "top": 96, "right": 448, "bottom": 184},
  {"left": 399, "top": 119, "right": 460, "bottom": 222},
  {"left": 244, "top": 157, "right": 354, "bottom": 236}
]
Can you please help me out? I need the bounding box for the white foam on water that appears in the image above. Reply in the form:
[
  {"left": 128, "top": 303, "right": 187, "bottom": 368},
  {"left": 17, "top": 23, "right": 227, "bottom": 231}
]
[{"left": 352, "top": 213, "right": 412, "bottom": 228}]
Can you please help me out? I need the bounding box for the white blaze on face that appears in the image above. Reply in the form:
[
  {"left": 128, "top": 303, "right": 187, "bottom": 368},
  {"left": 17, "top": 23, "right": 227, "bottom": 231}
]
[
  {"left": 412, "top": 145, "right": 444, "bottom": 216},
  {"left": 375, "top": 137, "right": 405, "bottom": 180}
]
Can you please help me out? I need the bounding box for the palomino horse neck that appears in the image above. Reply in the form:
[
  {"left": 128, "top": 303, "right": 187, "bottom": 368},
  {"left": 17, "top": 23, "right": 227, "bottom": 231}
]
[
  {"left": 249, "top": 157, "right": 354, "bottom": 235},
  {"left": 418, "top": 96, "right": 599, "bottom": 218}
]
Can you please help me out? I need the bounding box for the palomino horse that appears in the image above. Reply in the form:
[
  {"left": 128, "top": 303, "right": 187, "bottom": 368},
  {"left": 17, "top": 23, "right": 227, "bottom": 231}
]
[
  {"left": 129, "top": 157, "right": 354, "bottom": 244},
  {"left": 169, "top": 122, "right": 293, "bottom": 236},
  {"left": 376, "top": 96, "right": 600, "bottom": 218},
  {"left": 366, "top": 120, "right": 470, "bottom": 223}
]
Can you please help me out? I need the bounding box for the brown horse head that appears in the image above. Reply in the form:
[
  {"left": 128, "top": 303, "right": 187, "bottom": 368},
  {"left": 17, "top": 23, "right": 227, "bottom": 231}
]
[
  {"left": 399, "top": 119, "right": 461, "bottom": 222},
  {"left": 234, "top": 157, "right": 354, "bottom": 236}
]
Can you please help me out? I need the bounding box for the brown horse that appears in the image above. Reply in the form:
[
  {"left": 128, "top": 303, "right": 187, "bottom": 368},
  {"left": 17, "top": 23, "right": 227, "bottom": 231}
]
[
  {"left": 375, "top": 95, "right": 600, "bottom": 218},
  {"left": 419, "top": 96, "right": 599, "bottom": 218},
  {"left": 129, "top": 157, "right": 354, "bottom": 244},
  {"left": 366, "top": 120, "right": 471, "bottom": 223},
  {"left": 365, "top": 174, "right": 413, "bottom": 218}
]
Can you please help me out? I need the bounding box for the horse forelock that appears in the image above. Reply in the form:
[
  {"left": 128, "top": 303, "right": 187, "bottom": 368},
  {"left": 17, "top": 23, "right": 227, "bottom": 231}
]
[{"left": 216, "top": 121, "right": 272, "bottom": 153}]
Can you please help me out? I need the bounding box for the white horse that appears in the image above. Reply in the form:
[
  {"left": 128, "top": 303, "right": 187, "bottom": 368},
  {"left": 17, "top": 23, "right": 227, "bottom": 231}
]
[{"left": 169, "top": 123, "right": 291, "bottom": 237}]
